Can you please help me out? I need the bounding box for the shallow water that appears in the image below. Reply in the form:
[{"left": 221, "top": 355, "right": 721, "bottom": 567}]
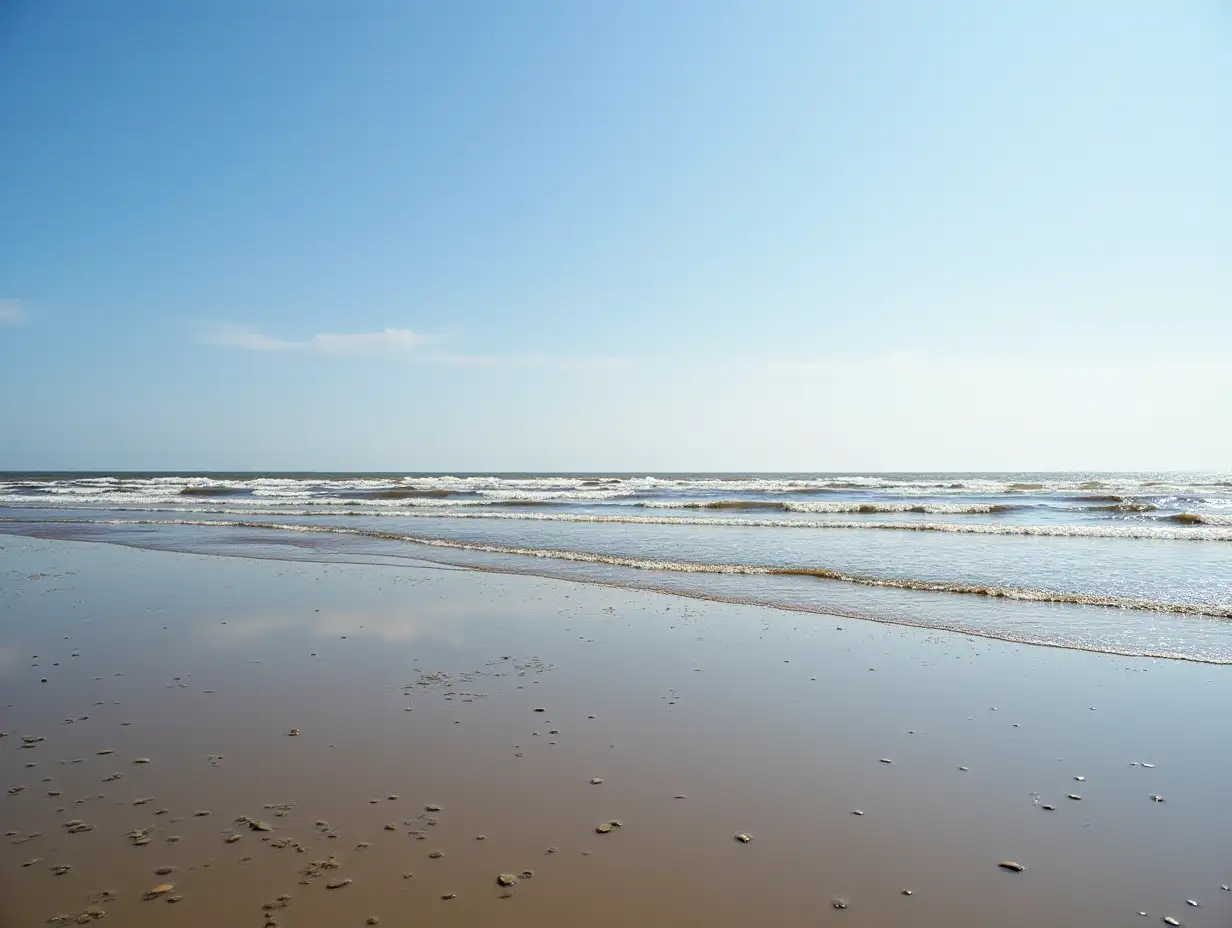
[{"left": 2, "top": 471, "right": 1231, "bottom": 662}]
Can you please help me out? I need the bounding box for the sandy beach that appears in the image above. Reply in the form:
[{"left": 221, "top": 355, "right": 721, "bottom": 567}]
[{"left": 0, "top": 534, "right": 1227, "bottom": 927}]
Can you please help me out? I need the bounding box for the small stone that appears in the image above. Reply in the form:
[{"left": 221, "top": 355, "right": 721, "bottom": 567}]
[
  {"left": 1186, "top": 900, "right": 1199, "bottom": 907},
  {"left": 383, "top": 824, "right": 396, "bottom": 831},
  {"left": 325, "top": 879, "right": 351, "bottom": 890},
  {"left": 249, "top": 820, "right": 273, "bottom": 831},
  {"left": 998, "top": 861, "right": 1025, "bottom": 873},
  {"left": 733, "top": 832, "right": 752, "bottom": 843},
  {"left": 832, "top": 898, "right": 849, "bottom": 909},
  {"left": 441, "top": 893, "right": 456, "bottom": 900},
  {"left": 366, "top": 918, "right": 380, "bottom": 925},
  {"left": 879, "top": 758, "right": 892, "bottom": 764},
  {"left": 166, "top": 895, "right": 182, "bottom": 904},
  {"left": 596, "top": 823, "right": 614, "bottom": 834},
  {"left": 144, "top": 884, "right": 174, "bottom": 900},
  {"left": 901, "top": 889, "right": 912, "bottom": 896},
  {"left": 153, "top": 867, "right": 174, "bottom": 875},
  {"left": 51, "top": 864, "right": 73, "bottom": 875},
  {"left": 1163, "top": 919, "right": 1180, "bottom": 926},
  {"left": 287, "top": 729, "right": 299, "bottom": 737},
  {"left": 1074, "top": 776, "right": 1085, "bottom": 782},
  {"left": 590, "top": 778, "right": 604, "bottom": 785},
  {"left": 428, "top": 851, "right": 443, "bottom": 859},
  {"left": 1150, "top": 795, "right": 1165, "bottom": 803},
  {"left": 424, "top": 804, "right": 441, "bottom": 812},
  {"left": 133, "top": 758, "right": 150, "bottom": 764},
  {"left": 533, "top": 708, "right": 546, "bottom": 712},
  {"left": 497, "top": 874, "right": 517, "bottom": 887},
  {"left": 851, "top": 810, "right": 864, "bottom": 816},
  {"left": 1041, "top": 804, "right": 1056, "bottom": 811},
  {"left": 1067, "top": 794, "right": 1082, "bottom": 801}
]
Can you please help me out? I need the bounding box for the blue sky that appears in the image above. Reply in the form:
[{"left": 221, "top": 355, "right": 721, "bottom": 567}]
[{"left": 1, "top": 0, "right": 1228, "bottom": 471}]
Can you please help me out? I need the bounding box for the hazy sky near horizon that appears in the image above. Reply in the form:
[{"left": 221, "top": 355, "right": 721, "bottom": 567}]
[{"left": 1, "top": 1, "right": 1229, "bottom": 471}]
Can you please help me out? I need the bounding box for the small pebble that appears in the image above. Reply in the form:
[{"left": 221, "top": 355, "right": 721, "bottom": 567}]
[
  {"left": 441, "top": 893, "right": 456, "bottom": 900},
  {"left": 998, "top": 861, "right": 1026, "bottom": 873},
  {"left": 832, "top": 898, "right": 849, "bottom": 910},
  {"left": 734, "top": 833, "right": 752, "bottom": 843}
]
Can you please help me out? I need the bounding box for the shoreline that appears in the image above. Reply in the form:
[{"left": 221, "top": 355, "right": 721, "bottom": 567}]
[{"left": 4, "top": 521, "right": 1232, "bottom": 666}]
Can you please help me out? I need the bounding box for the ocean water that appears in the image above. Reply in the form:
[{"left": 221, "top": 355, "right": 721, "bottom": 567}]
[{"left": 3, "top": 471, "right": 1231, "bottom": 662}]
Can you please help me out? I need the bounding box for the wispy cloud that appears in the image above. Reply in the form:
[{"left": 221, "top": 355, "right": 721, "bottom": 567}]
[
  {"left": 759, "top": 353, "right": 1232, "bottom": 378},
  {"left": 0, "top": 299, "right": 29, "bottom": 326},
  {"left": 202, "top": 324, "right": 440, "bottom": 357},
  {"left": 201, "top": 323, "right": 628, "bottom": 370}
]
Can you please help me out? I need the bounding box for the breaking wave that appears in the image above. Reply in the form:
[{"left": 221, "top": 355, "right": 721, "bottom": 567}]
[{"left": 642, "top": 500, "right": 1020, "bottom": 514}]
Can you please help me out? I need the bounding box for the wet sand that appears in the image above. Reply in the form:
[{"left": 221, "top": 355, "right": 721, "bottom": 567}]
[{"left": 1, "top": 534, "right": 1229, "bottom": 927}]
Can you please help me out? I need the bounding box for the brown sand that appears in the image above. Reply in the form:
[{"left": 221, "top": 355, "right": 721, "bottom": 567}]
[{"left": 1, "top": 534, "right": 1229, "bottom": 927}]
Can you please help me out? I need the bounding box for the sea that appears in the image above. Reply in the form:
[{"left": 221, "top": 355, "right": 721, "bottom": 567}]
[{"left": 2, "top": 471, "right": 1231, "bottom": 663}]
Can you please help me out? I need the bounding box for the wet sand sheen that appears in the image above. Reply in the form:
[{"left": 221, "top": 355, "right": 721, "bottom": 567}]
[{"left": 1, "top": 536, "right": 1230, "bottom": 927}]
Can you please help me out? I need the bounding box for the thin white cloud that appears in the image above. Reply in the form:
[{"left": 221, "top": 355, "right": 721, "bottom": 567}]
[
  {"left": 0, "top": 299, "right": 29, "bottom": 326},
  {"left": 759, "top": 354, "right": 1232, "bottom": 378},
  {"left": 201, "top": 323, "right": 628, "bottom": 370},
  {"left": 203, "top": 324, "right": 441, "bottom": 357}
]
